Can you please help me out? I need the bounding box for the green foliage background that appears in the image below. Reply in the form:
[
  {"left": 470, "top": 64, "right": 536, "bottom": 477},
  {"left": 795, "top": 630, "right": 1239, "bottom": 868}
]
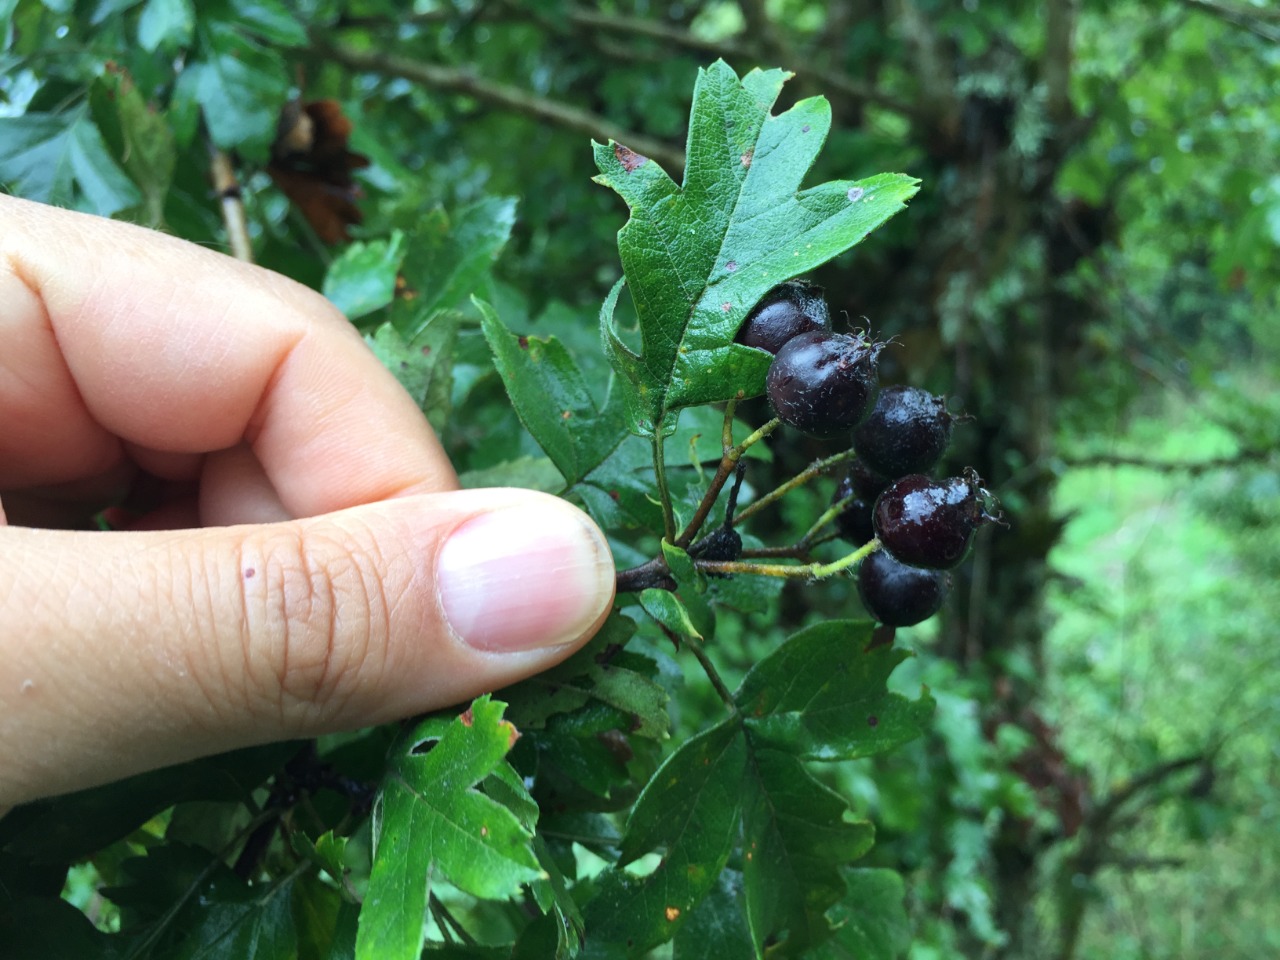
[{"left": 2, "top": 1, "right": 1279, "bottom": 958}]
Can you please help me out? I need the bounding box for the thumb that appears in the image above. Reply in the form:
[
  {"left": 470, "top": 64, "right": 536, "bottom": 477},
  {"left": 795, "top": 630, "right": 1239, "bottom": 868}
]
[{"left": 0, "top": 490, "right": 615, "bottom": 807}]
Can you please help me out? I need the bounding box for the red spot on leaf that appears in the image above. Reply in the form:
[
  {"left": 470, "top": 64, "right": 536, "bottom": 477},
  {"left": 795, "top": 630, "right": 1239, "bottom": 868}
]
[
  {"left": 726, "top": 260, "right": 738, "bottom": 272},
  {"left": 614, "top": 143, "right": 649, "bottom": 172},
  {"left": 504, "top": 721, "right": 520, "bottom": 749},
  {"left": 740, "top": 150, "right": 753, "bottom": 167},
  {"left": 518, "top": 335, "right": 529, "bottom": 349},
  {"left": 460, "top": 706, "right": 474, "bottom": 727},
  {"left": 608, "top": 490, "right": 620, "bottom": 501}
]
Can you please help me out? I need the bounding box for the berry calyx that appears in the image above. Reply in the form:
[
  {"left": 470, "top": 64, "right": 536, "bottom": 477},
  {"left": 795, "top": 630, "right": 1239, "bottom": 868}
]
[
  {"left": 873, "top": 468, "right": 1001, "bottom": 569},
  {"left": 854, "top": 385, "right": 956, "bottom": 479},
  {"left": 689, "top": 525, "right": 743, "bottom": 563},
  {"left": 857, "top": 549, "right": 951, "bottom": 626},
  {"left": 736, "top": 280, "right": 831, "bottom": 354},
  {"left": 766, "top": 330, "right": 883, "bottom": 439}
]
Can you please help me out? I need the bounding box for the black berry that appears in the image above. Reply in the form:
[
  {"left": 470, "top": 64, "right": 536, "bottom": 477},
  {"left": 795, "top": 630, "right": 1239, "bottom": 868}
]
[
  {"left": 854, "top": 385, "right": 956, "bottom": 478},
  {"left": 846, "top": 458, "right": 892, "bottom": 501},
  {"left": 832, "top": 474, "right": 875, "bottom": 545},
  {"left": 736, "top": 280, "right": 831, "bottom": 354},
  {"left": 873, "top": 468, "right": 1001, "bottom": 569},
  {"left": 765, "top": 330, "right": 883, "bottom": 439},
  {"left": 857, "top": 549, "right": 951, "bottom": 626}
]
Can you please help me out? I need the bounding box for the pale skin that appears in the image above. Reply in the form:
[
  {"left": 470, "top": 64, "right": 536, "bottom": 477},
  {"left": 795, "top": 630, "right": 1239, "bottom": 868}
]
[{"left": 0, "top": 195, "right": 616, "bottom": 811}]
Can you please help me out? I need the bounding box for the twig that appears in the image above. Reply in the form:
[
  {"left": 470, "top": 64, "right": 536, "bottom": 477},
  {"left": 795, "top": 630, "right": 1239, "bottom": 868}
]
[
  {"left": 616, "top": 557, "right": 676, "bottom": 594},
  {"left": 697, "top": 538, "right": 879, "bottom": 580},
  {"left": 1063, "top": 447, "right": 1274, "bottom": 475},
  {"left": 1086, "top": 754, "right": 1207, "bottom": 832},
  {"left": 209, "top": 145, "right": 253, "bottom": 262},
  {"left": 675, "top": 407, "right": 778, "bottom": 549},
  {"left": 1180, "top": 0, "right": 1280, "bottom": 42},
  {"left": 734, "top": 448, "right": 856, "bottom": 526},
  {"left": 563, "top": 7, "right": 917, "bottom": 117},
  {"left": 311, "top": 37, "right": 686, "bottom": 172}
]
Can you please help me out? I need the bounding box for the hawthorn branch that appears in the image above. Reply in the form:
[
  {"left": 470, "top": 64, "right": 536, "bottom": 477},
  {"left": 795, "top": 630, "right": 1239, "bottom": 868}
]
[
  {"left": 1042, "top": 0, "right": 1078, "bottom": 125},
  {"left": 1063, "top": 447, "right": 1274, "bottom": 475},
  {"left": 1086, "top": 754, "right": 1208, "bottom": 831},
  {"left": 565, "top": 6, "right": 917, "bottom": 117},
  {"left": 1180, "top": 0, "right": 1280, "bottom": 42},
  {"left": 311, "top": 37, "right": 686, "bottom": 172}
]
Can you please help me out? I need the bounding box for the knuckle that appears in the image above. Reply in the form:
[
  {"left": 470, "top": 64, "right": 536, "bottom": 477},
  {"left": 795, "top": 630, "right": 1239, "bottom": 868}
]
[{"left": 233, "top": 523, "right": 393, "bottom": 728}]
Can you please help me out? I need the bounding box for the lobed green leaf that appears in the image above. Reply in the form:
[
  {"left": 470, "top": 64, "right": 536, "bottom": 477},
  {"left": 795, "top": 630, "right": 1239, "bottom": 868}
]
[
  {"left": 357, "top": 696, "right": 541, "bottom": 960},
  {"left": 808, "top": 869, "right": 911, "bottom": 960},
  {"left": 594, "top": 60, "right": 919, "bottom": 435},
  {"left": 741, "top": 749, "right": 875, "bottom": 955},
  {"left": 581, "top": 719, "right": 746, "bottom": 958},
  {"left": 736, "top": 621, "right": 934, "bottom": 761},
  {"left": 480, "top": 300, "right": 628, "bottom": 486}
]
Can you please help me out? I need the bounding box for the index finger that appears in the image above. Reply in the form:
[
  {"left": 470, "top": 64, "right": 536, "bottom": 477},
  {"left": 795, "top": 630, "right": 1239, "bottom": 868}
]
[{"left": 0, "top": 195, "right": 456, "bottom": 516}]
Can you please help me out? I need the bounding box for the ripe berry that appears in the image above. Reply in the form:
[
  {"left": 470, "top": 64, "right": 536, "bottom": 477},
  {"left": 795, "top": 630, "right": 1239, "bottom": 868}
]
[
  {"left": 832, "top": 474, "right": 875, "bottom": 545},
  {"left": 857, "top": 549, "right": 951, "bottom": 626},
  {"left": 873, "top": 468, "right": 1001, "bottom": 569},
  {"left": 854, "top": 386, "right": 956, "bottom": 479},
  {"left": 736, "top": 280, "right": 831, "bottom": 354},
  {"left": 845, "top": 458, "right": 892, "bottom": 501},
  {"left": 765, "top": 330, "right": 883, "bottom": 439}
]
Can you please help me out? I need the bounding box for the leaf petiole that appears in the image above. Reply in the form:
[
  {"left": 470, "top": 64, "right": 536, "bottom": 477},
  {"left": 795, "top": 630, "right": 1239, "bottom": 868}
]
[
  {"left": 651, "top": 420, "right": 677, "bottom": 542},
  {"left": 685, "top": 633, "right": 737, "bottom": 712}
]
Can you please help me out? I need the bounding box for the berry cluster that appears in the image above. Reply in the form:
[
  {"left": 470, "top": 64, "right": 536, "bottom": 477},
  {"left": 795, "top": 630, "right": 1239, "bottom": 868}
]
[{"left": 740, "top": 281, "right": 1002, "bottom": 627}]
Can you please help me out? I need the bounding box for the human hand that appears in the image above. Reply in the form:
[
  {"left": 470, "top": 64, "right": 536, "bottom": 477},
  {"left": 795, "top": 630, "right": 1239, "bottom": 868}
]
[{"left": 0, "top": 195, "right": 615, "bottom": 810}]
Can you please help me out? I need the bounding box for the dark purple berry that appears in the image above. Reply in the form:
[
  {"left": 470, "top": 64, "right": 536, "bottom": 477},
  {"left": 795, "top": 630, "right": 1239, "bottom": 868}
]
[
  {"left": 832, "top": 474, "right": 875, "bottom": 544},
  {"left": 846, "top": 458, "right": 892, "bottom": 501},
  {"left": 854, "top": 385, "right": 956, "bottom": 478},
  {"left": 765, "top": 330, "right": 883, "bottom": 439},
  {"left": 736, "top": 280, "right": 831, "bottom": 354},
  {"left": 857, "top": 549, "right": 951, "bottom": 626},
  {"left": 873, "top": 468, "right": 1001, "bottom": 569}
]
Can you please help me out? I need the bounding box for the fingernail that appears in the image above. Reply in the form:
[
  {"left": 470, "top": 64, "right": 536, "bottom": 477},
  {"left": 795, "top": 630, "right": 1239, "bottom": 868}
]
[{"left": 437, "top": 503, "right": 614, "bottom": 652}]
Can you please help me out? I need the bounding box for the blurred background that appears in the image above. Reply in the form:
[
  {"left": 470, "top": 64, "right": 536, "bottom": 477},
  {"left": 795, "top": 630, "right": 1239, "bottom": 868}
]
[{"left": 3, "top": 1, "right": 1277, "bottom": 956}]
